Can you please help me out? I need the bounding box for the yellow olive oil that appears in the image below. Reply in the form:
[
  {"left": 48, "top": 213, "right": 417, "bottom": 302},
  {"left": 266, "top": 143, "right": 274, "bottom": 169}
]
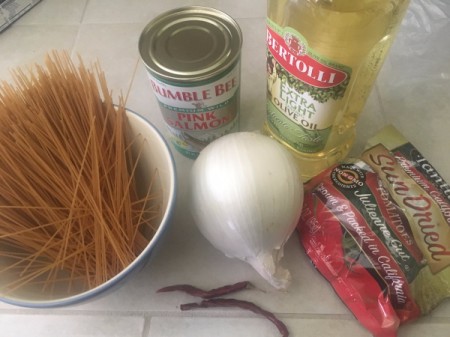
[{"left": 264, "top": 0, "right": 410, "bottom": 181}]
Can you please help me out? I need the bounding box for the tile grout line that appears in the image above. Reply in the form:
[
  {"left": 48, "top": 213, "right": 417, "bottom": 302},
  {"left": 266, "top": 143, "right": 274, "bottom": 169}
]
[
  {"left": 80, "top": 0, "right": 90, "bottom": 24},
  {"left": 1, "top": 307, "right": 450, "bottom": 327},
  {"left": 3, "top": 307, "right": 450, "bottom": 325},
  {"left": 141, "top": 315, "right": 152, "bottom": 337},
  {"left": 0, "top": 308, "right": 351, "bottom": 319},
  {"left": 0, "top": 308, "right": 365, "bottom": 323},
  {"left": 69, "top": 0, "right": 90, "bottom": 59}
]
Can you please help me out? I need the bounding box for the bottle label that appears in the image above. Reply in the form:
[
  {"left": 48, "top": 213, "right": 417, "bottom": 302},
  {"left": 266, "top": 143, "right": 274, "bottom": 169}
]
[{"left": 266, "top": 19, "right": 352, "bottom": 153}]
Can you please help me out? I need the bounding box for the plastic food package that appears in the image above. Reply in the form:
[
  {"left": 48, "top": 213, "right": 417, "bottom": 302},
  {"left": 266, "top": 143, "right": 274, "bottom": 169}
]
[
  {"left": 297, "top": 125, "right": 450, "bottom": 337},
  {"left": 295, "top": 1, "right": 450, "bottom": 335}
]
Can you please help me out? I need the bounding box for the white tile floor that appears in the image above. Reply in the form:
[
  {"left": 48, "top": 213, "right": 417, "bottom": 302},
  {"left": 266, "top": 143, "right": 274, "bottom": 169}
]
[{"left": 1, "top": 0, "right": 450, "bottom": 336}]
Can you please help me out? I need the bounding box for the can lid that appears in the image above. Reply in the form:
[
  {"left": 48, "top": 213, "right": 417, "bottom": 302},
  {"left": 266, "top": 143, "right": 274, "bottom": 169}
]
[{"left": 139, "top": 6, "right": 242, "bottom": 83}]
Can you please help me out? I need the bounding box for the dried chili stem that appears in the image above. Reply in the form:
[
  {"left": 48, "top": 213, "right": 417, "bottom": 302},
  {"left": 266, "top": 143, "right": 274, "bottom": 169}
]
[
  {"left": 157, "top": 281, "right": 252, "bottom": 299},
  {"left": 180, "top": 298, "right": 289, "bottom": 337}
]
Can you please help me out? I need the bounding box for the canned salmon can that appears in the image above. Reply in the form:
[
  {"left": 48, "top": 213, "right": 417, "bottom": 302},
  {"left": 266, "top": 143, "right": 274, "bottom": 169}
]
[{"left": 139, "top": 6, "right": 243, "bottom": 159}]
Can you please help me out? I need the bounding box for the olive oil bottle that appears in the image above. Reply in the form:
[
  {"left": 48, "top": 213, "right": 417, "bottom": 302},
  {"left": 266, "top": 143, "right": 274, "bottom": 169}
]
[{"left": 264, "top": 0, "right": 410, "bottom": 181}]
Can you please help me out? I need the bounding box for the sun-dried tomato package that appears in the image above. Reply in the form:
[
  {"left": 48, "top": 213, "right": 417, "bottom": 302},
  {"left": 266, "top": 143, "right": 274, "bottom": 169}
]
[{"left": 297, "top": 125, "right": 450, "bottom": 337}]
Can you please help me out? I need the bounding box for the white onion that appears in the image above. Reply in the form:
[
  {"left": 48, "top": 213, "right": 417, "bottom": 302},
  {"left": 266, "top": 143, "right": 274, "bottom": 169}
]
[{"left": 190, "top": 132, "right": 304, "bottom": 289}]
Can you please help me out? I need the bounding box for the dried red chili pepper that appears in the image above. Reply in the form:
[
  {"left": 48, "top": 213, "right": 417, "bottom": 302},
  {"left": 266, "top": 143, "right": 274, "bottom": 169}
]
[
  {"left": 180, "top": 298, "right": 289, "bottom": 337},
  {"left": 157, "top": 281, "right": 252, "bottom": 299}
]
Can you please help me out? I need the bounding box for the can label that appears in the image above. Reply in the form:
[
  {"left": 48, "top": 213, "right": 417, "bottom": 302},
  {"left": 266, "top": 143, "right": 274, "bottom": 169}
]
[
  {"left": 148, "top": 62, "right": 240, "bottom": 159},
  {"left": 266, "top": 20, "right": 351, "bottom": 153}
]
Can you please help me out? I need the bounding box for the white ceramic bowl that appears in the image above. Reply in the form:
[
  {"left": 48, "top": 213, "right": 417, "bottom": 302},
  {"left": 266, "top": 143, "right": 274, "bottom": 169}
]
[{"left": 0, "top": 109, "right": 177, "bottom": 308}]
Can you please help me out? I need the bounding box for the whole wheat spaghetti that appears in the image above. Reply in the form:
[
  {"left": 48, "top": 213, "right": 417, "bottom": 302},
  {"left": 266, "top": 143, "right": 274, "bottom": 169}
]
[{"left": 0, "top": 51, "right": 161, "bottom": 297}]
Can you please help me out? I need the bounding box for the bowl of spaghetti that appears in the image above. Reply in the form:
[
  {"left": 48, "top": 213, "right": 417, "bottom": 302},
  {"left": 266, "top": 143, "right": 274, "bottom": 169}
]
[{"left": 0, "top": 51, "right": 177, "bottom": 307}]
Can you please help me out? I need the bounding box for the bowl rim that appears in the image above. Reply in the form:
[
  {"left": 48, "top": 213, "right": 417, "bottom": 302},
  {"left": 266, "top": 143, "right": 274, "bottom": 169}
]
[{"left": 0, "top": 108, "right": 177, "bottom": 308}]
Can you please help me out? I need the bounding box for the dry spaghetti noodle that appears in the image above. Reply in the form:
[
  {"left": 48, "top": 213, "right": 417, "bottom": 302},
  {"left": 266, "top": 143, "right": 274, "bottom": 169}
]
[{"left": 0, "top": 51, "right": 161, "bottom": 296}]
